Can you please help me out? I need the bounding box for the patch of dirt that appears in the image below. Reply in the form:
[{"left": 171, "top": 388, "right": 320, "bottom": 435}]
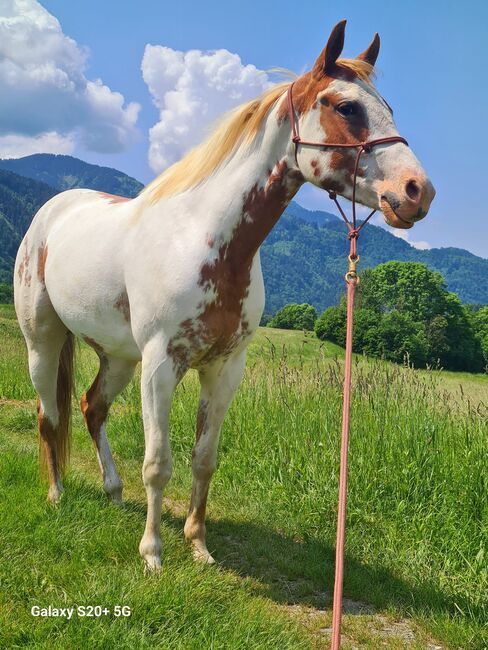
[{"left": 282, "top": 598, "right": 444, "bottom": 649}]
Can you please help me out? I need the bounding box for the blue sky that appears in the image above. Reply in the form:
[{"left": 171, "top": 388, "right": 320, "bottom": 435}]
[{"left": 2, "top": 1, "right": 487, "bottom": 257}]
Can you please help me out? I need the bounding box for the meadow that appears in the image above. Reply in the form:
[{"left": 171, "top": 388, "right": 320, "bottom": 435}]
[{"left": 0, "top": 303, "right": 486, "bottom": 649}]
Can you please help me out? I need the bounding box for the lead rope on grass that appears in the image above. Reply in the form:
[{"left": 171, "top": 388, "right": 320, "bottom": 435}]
[
  {"left": 330, "top": 211, "right": 372, "bottom": 650},
  {"left": 286, "top": 82, "right": 409, "bottom": 648}
]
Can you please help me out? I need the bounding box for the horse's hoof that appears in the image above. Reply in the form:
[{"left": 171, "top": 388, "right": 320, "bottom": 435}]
[
  {"left": 107, "top": 488, "right": 123, "bottom": 505},
  {"left": 191, "top": 541, "right": 216, "bottom": 565},
  {"left": 143, "top": 556, "right": 162, "bottom": 574},
  {"left": 47, "top": 485, "right": 63, "bottom": 505},
  {"left": 195, "top": 551, "right": 216, "bottom": 565}
]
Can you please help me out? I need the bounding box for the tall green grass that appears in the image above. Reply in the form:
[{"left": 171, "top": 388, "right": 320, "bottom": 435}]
[{"left": 0, "top": 304, "right": 487, "bottom": 648}]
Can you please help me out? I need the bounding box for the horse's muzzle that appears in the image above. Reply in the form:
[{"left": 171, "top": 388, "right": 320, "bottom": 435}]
[{"left": 380, "top": 176, "right": 436, "bottom": 229}]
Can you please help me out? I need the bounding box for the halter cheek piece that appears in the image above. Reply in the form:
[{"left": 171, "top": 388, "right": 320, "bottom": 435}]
[{"left": 286, "top": 81, "right": 409, "bottom": 248}]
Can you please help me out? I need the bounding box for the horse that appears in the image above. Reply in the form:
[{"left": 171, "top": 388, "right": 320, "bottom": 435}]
[{"left": 14, "top": 20, "right": 435, "bottom": 570}]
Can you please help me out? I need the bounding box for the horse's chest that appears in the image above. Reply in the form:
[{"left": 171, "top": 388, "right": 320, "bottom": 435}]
[{"left": 167, "top": 264, "right": 262, "bottom": 371}]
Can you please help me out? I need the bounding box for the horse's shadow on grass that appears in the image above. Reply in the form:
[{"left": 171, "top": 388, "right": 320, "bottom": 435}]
[{"left": 122, "top": 496, "right": 471, "bottom": 621}]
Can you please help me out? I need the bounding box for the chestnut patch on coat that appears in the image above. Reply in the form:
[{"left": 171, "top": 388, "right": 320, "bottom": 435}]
[
  {"left": 83, "top": 336, "right": 104, "bottom": 355},
  {"left": 195, "top": 399, "right": 209, "bottom": 443},
  {"left": 329, "top": 151, "right": 365, "bottom": 182},
  {"left": 320, "top": 178, "right": 346, "bottom": 194},
  {"left": 311, "top": 159, "right": 322, "bottom": 178},
  {"left": 80, "top": 385, "right": 109, "bottom": 447},
  {"left": 167, "top": 160, "right": 301, "bottom": 371},
  {"left": 185, "top": 483, "right": 210, "bottom": 541},
  {"left": 98, "top": 192, "right": 130, "bottom": 204},
  {"left": 37, "top": 243, "right": 48, "bottom": 284},
  {"left": 37, "top": 400, "right": 59, "bottom": 485},
  {"left": 277, "top": 72, "right": 369, "bottom": 165},
  {"left": 114, "top": 291, "right": 130, "bottom": 322},
  {"left": 318, "top": 91, "right": 369, "bottom": 145},
  {"left": 17, "top": 241, "right": 31, "bottom": 287},
  {"left": 191, "top": 484, "right": 210, "bottom": 523}
]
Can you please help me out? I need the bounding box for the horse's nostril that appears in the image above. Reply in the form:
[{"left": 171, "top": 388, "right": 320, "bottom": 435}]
[{"left": 406, "top": 179, "right": 421, "bottom": 202}]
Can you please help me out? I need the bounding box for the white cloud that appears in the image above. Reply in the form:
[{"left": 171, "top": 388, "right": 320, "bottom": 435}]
[
  {"left": 391, "top": 228, "right": 431, "bottom": 250},
  {"left": 0, "top": 0, "right": 140, "bottom": 156},
  {"left": 141, "top": 45, "right": 269, "bottom": 172},
  {"left": 370, "top": 213, "right": 431, "bottom": 249},
  {"left": 0, "top": 131, "right": 74, "bottom": 158}
]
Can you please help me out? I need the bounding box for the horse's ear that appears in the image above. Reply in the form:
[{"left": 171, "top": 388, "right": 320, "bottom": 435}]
[
  {"left": 312, "top": 20, "right": 346, "bottom": 79},
  {"left": 356, "top": 33, "right": 380, "bottom": 67}
]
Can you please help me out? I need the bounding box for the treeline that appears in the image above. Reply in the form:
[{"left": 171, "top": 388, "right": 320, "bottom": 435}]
[{"left": 265, "top": 262, "right": 488, "bottom": 373}]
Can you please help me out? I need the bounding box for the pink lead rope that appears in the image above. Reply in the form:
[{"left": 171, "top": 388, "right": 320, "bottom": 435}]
[
  {"left": 331, "top": 233, "right": 358, "bottom": 650},
  {"left": 286, "top": 82, "right": 410, "bottom": 649}
]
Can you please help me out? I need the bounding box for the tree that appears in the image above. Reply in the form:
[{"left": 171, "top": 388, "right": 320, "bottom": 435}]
[
  {"left": 316, "top": 261, "right": 484, "bottom": 372},
  {"left": 472, "top": 306, "right": 488, "bottom": 369},
  {"left": 315, "top": 304, "right": 346, "bottom": 343},
  {"left": 268, "top": 303, "right": 317, "bottom": 331}
]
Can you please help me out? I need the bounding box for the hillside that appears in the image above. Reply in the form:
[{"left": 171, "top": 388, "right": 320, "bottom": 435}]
[
  {"left": 0, "top": 154, "right": 487, "bottom": 310},
  {"left": 0, "top": 169, "right": 57, "bottom": 283},
  {"left": 0, "top": 154, "right": 143, "bottom": 197},
  {"left": 262, "top": 203, "right": 488, "bottom": 312}
]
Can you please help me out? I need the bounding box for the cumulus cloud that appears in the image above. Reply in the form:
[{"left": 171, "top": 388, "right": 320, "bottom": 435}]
[
  {"left": 0, "top": 0, "right": 140, "bottom": 157},
  {"left": 141, "top": 45, "right": 269, "bottom": 172},
  {"left": 0, "top": 131, "right": 74, "bottom": 158},
  {"left": 369, "top": 213, "right": 431, "bottom": 249},
  {"left": 391, "top": 228, "right": 431, "bottom": 250}
]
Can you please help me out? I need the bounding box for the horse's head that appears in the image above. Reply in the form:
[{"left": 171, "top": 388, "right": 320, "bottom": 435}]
[{"left": 287, "top": 20, "right": 435, "bottom": 229}]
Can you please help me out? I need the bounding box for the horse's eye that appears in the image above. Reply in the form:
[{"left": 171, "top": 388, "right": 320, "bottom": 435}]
[{"left": 336, "top": 102, "right": 358, "bottom": 117}]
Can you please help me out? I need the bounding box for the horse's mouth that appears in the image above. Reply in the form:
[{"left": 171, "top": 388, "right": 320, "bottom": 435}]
[{"left": 380, "top": 197, "right": 414, "bottom": 230}]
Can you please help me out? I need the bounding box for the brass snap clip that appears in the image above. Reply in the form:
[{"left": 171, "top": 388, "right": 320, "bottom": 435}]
[{"left": 345, "top": 254, "right": 360, "bottom": 285}]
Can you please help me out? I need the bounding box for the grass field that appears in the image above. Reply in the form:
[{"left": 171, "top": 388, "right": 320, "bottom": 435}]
[{"left": 0, "top": 303, "right": 487, "bottom": 649}]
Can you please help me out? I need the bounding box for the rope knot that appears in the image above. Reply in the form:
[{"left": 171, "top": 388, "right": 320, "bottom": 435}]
[
  {"left": 347, "top": 228, "right": 359, "bottom": 240},
  {"left": 328, "top": 191, "right": 337, "bottom": 200}
]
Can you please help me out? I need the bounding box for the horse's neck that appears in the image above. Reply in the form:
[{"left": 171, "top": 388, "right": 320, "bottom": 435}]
[{"left": 189, "top": 104, "right": 303, "bottom": 268}]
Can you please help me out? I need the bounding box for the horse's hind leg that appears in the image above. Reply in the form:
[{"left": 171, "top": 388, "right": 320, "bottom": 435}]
[
  {"left": 184, "top": 350, "right": 247, "bottom": 563},
  {"left": 81, "top": 354, "right": 136, "bottom": 503},
  {"left": 26, "top": 326, "right": 74, "bottom": 504}
]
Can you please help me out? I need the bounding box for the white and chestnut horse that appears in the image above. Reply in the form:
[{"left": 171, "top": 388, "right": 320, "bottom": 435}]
[{"left": 14, "top": 22, "right": 435, "bottom": 569}]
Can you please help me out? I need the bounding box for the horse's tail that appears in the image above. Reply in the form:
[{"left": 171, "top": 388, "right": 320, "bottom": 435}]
[{"left": 39, "top": 332, "right": 75, "bottom": 476}]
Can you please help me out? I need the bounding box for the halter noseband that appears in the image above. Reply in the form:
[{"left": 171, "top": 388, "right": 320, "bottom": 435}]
[{"left": 286, "top": 81, "right": 409, "bottom": 244}]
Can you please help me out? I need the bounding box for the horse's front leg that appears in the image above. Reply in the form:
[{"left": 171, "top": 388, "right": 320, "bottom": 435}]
[
  {"left": 184, "top": 350, "right": 247, "bottom": 563},
  {"left": 139, "top": 341, "right": 180, "bottom": 571}
]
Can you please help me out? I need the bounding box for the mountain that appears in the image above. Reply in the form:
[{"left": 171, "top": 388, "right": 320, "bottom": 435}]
[
  {"left": 0, "top": 169, "right": 57, "bottom": 283},
  {"left": 282, "top": 201, "right": 338, "bottom": 225},
  {"left": 0, "top": 154, "right": 143, "bottom": 197},
  {"left": 0, "top": 154, "right": 486, "bottom": 312},
  {"left": 261, "top": 205, "right": 488, "bottom": 312}
]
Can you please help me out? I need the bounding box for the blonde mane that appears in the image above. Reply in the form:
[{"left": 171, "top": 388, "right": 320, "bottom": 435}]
[{"left": 142, "top": 59, "right": 374, "bottom": 204}]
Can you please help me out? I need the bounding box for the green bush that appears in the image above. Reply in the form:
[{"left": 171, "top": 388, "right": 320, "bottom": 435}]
[
  {"left": 315, "top": 262, "right": 484, "bottom": 372},
  {"left": 268, "top": 303, "right": 317, "bottom": 331}
]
